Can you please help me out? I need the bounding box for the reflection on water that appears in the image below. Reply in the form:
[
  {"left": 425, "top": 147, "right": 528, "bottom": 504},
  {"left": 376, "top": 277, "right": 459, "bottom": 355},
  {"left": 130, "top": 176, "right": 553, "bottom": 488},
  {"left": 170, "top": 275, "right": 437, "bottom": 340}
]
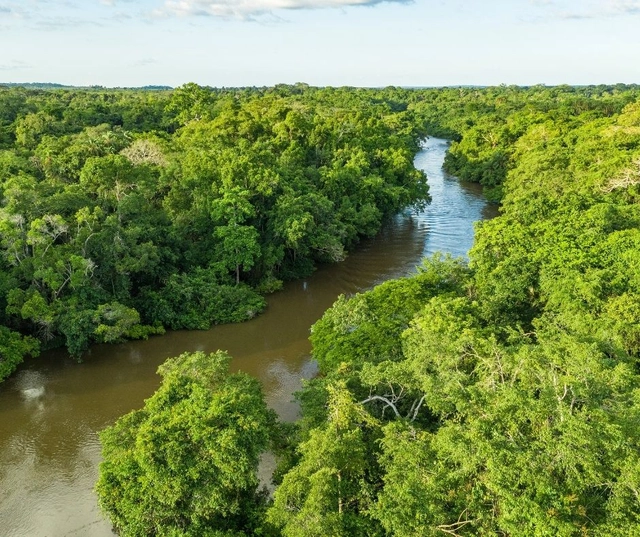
[
  {"left": 417, "top": 138, "right": 499, "bottom": 258},
  {"left": 0, "top": 138, "right": 498, "bottom": 537}
]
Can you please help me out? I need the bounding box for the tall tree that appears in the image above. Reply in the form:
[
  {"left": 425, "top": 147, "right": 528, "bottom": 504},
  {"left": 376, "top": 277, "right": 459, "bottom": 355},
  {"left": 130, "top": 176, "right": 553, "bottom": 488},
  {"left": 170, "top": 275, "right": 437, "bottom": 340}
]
[{"left": 96, "top": 351, "right": 277, "bottom": 536}]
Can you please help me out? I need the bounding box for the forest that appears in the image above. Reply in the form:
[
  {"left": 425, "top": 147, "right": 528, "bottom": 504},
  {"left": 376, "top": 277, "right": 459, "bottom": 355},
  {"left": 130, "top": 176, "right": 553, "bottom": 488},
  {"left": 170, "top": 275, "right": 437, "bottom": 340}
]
[
  {"left": 3, "top": 83, "right": 640, "bottom": 535},
  {"left": 0, "top": 83, "right": 428, "bottom": 379}
]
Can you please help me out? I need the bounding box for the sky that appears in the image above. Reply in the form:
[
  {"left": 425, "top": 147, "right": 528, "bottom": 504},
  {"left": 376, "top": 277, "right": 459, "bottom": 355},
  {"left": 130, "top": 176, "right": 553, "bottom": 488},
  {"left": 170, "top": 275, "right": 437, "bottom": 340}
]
[{"left": 1, "top": 0, "right": 639, "bottom": 87}]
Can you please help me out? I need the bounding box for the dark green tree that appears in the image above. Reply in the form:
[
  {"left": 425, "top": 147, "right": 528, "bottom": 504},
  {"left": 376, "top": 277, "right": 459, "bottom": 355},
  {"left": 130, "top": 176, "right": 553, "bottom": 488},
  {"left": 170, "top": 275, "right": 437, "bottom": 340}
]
[{"left": 96, "top": 351, "right": 277, "bottom": 536}]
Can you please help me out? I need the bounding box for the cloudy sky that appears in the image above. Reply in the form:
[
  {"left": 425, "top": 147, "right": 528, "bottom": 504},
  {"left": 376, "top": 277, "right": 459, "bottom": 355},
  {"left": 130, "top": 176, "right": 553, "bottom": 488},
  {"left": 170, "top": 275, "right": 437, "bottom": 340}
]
[{"left": 1, "top": 0, "right": 639, "bottom": 87}]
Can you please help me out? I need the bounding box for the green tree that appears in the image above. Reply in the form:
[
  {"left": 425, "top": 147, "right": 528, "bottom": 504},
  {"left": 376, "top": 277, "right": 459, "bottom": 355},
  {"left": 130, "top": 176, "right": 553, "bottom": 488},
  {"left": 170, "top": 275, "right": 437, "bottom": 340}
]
[
  {"left": 96, "top": 350, "right": 276, "bottom": 536},
  {"left": 0, "top": 325, "right": 39, "bottom": 381},
  {"left": 268, "top": 383, "right": 383, "bottom": 537},
  {"left": 211, "top": 188, "right": 260, "bottom": 284}
]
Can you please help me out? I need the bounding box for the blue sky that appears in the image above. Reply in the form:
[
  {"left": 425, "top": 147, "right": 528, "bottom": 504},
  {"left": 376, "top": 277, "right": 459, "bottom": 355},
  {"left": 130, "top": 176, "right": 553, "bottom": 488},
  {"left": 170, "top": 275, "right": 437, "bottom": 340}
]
[{"left": 1, "top": 0, "right": 639, "bottom": 87}]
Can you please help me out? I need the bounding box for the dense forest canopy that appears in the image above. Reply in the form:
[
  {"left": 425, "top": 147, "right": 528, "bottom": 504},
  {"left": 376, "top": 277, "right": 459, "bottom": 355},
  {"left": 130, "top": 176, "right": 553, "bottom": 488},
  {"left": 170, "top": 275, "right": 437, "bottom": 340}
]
[
  {"left": 2, "top": 82, "right": 640, "bottom": 535},
  {"left": 0, "top": 83, "right": 429, "bottom": 379},
  {"left": 272, "top": 84, "right": 640, "bottom": 536}
]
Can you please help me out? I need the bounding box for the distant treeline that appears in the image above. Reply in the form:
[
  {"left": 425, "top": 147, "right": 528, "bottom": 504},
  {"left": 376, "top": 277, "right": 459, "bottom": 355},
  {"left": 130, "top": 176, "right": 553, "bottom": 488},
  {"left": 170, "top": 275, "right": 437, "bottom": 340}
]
[
  {"left": 0, "top": 83, "right": 173, "bottom": 90},
  {"left": 0, "top": 83, "right": 429, "bottom": 379}
]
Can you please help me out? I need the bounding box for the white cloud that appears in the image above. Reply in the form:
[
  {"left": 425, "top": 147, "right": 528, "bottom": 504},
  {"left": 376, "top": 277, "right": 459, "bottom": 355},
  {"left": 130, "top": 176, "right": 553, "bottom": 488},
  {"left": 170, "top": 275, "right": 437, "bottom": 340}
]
[
  {"left": 34, "top": 16, "right": 103, "bottom": 30},
  {"left": 0, "top": 2, "right": 25, "bottom": 16},
  {"left": 0, "top": 0, "right": 409, "bottom": 26},
  {"left": 0, "top": 60, "right": 33, "bottom": 71},
  {"left": 159, "top": 0, "right": 411, "bottom": 18},
  {"left": 100, "top": 0, "right": 135, "bottom": 5},
  {"left": 606, "top": 0, "right": 640, "bottom": 14},
  {"left": 131, "top": 57, "right": 157, "bottom": 66},
  {"left": 530, "top": 0, "right": 640, "bottom": 20}
]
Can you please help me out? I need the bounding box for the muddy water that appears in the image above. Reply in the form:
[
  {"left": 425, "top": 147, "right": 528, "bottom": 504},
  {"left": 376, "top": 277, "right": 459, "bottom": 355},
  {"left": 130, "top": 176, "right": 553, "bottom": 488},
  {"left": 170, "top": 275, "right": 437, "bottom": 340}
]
[{"left": 0, "top": 138, "right": 497, "bottom": 536}]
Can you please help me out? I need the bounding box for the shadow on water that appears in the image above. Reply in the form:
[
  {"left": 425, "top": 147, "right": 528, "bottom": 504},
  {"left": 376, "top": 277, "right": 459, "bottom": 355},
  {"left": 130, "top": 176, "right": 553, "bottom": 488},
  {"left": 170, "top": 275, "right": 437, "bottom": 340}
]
[{"left": 0, "top": 137, "right": 498, "bottom": 537}]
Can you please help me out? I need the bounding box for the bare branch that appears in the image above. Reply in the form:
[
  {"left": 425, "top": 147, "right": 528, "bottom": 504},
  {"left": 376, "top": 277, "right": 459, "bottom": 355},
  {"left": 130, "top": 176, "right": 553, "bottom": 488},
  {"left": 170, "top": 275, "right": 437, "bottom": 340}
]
[
  {"left": 360, "top": 395, "right": 401, "bottom": 418},
  {"left": 601, "top": 158, "right": 640, "bottom": 192},
  {"left": 409, "top": 395, "right": 426, "bottom": 422},
  {"left": 436, "top": 512, "right": 477, "bottom": 536}
]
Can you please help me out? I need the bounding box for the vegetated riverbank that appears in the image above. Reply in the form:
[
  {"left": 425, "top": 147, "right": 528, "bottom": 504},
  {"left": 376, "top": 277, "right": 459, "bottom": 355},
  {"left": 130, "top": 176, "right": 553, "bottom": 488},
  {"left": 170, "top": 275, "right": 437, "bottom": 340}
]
[
  {"left": 269, "top": 89, "right": 640, "bottom": 536},
  {"left": 4, "top": 83, "right": 640, "bottom": 536},
  {"left": 0, "top": 83, "right": 430, "bottom": 381},
  {"left": 3, "top": 83, "right": 637, "bottom": 380},
  {"left": 0, "top": 136, "right": 492, "bottom": 536}
]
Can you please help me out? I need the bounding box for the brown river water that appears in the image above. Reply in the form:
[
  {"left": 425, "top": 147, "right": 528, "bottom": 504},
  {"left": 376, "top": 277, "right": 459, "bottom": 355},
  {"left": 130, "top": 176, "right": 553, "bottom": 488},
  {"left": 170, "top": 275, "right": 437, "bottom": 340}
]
[{"left": 0, "top": 138, "right": 498, "bottom": 536}]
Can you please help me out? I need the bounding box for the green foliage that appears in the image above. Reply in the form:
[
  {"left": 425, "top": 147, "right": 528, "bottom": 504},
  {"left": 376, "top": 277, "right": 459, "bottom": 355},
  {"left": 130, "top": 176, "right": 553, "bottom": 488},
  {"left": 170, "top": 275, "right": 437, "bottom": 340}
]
[
  {"left": 268, "top": 383, "right": 383, "bottom": 537},
  {"left": 96, "top": 350, "right": 277, "bottom": 536},
  {"left": 57, "top": 308, "right": 95, "bottom": 357},
  {"left": 375, "top": 301, "right": 640, "bottom": 535},
  {"left": 92, "top": 302, "right": 142, "bottom": 343},
  {"left": 138, "top": 268, "right": 266, "bottom": 330},
  {"left": 310, "top": 255, "right": 469, "bottom": 373},
  {"left": 0, "top": 325, "right": 39, "bottom": 381},
  {"left": 9, "top": 83, "right": 640, "bottom": 533},
  {"left": 408, "top": 84, "right": 637, "bottom": 199},
  {"left": 0, "top": 84, "right": 430, "bottom": 368},
  {"left": 287, "top": 85, "right": 640, "bottom": 536}
]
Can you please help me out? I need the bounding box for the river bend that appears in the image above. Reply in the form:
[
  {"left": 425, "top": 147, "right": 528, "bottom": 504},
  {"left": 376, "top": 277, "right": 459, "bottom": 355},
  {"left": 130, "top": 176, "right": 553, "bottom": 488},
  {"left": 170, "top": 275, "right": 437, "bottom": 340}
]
[{"left": 0, "top": 137, "right": 497, "bottom": 536}]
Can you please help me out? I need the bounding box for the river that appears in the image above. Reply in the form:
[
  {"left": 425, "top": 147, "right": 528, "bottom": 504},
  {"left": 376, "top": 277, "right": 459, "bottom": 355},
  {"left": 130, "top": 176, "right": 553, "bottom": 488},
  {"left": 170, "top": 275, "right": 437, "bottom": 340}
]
[{"left": 0, "top": 138, "right": 498, "bottom": 536}]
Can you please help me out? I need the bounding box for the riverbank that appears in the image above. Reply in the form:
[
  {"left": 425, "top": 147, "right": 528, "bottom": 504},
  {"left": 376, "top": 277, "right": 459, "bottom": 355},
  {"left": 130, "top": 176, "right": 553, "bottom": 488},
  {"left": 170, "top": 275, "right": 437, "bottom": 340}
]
[{"left": 0, "top": 138, "right": 496, "bottom": 537}]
